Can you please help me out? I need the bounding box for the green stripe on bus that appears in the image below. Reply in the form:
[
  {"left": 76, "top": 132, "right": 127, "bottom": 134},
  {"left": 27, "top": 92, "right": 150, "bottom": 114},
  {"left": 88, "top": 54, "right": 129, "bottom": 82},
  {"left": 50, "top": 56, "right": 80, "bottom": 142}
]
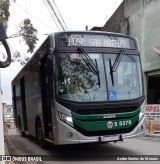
[
  {"left": 73, "top": 114, "right": 139, "bottom": 131},
  {"left": 72, "top": 108, "right": 140, "bottom": 121}
]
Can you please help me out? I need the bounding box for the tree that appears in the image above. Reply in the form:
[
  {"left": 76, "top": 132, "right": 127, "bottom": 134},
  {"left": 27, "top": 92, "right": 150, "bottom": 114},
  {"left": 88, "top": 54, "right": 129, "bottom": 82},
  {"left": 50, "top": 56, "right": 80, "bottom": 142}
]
[
  {"left": 0, "top": 0, "right": 38, "bottom": 65},
  {"left": 0, "top": 0, "right": 10, "bottom": 28},
  {"left": 19, "top": 18, "right": 38, "bottom": 53}
]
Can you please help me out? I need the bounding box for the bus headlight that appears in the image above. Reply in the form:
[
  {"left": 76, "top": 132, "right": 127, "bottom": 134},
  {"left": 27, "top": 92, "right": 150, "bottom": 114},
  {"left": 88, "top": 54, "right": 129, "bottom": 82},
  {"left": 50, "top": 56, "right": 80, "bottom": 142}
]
[
  {"left": 139, "top": 111, "right": 145, "bottom": 120},
  {"left": 139, "top": 102, "right": 145, "bottom": 121},
  {"left": 58, "top": 112, "right": 73, "bottom": 126}
]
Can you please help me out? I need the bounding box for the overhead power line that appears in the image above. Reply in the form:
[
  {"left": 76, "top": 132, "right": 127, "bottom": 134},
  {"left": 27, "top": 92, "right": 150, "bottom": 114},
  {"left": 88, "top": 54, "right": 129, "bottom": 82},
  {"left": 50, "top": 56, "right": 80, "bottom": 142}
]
[
  {"left": 52, "top": 0, "right": 68, "bottom": 30},
  {"left": 25, "top": 0, "right": 28, "bottom": 18},
  {"left": 43, "top": 0, "right": 61, "bottom": 31},
  {"left": 44, "top": 0, "right": 68, "bottom": 31},
  {"left": 15, "top": 2, "right": 57, "bottom": 31}
]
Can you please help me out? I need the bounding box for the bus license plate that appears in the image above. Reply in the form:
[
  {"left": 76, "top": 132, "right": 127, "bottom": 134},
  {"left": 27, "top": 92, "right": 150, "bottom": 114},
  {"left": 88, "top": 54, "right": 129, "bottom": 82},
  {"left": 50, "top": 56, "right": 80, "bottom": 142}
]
[{"left": 101, "top": 135, "right": 119, "bottom": 142}]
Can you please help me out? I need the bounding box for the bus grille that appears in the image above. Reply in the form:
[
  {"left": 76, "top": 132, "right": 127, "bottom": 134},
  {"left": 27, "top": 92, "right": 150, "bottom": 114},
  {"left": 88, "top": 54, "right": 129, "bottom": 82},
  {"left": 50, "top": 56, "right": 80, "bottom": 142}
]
[
  {"left": 74, "top": 105, "right": 138, "bottom": 115},
  {"left": 74, "top": 121, "right": 138, "bottom": 137}
]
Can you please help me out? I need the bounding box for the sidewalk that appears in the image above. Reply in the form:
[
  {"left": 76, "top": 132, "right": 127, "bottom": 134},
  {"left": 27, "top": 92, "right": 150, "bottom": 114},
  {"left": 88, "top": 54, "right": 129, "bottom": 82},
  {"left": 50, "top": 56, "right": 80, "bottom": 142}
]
[
  {"left": 4, "top": 125, "right": 40, "bottom": 164},
  {"left": 4, "top": 124, "right": 21, "bottom": 164},
  {"left": 145, "top": 131, "right": 160, "bottom": 138},
  {"left": 4, "top": 123, "right": 18, "bottom": 154}
]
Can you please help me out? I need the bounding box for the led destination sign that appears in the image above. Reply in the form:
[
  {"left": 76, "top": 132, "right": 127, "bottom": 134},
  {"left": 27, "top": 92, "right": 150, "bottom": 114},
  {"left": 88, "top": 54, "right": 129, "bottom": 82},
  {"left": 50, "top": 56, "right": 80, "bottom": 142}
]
[{"left": 59, "top": 33, "right": 136, "bottom": 49}]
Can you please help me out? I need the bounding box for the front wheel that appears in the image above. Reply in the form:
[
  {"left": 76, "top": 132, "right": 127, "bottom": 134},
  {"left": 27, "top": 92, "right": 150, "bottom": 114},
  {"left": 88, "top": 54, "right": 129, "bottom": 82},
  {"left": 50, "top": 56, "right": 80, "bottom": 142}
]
[{"left": 36, "top": 120, "right": 48, "bottom": 149}]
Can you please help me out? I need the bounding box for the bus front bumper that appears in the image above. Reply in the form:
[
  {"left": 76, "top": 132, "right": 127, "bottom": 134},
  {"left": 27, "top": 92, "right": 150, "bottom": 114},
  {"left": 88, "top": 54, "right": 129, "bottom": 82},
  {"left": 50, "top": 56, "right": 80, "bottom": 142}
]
[{"left": 54, "top": 115, "right": 145, "bottom": 145}]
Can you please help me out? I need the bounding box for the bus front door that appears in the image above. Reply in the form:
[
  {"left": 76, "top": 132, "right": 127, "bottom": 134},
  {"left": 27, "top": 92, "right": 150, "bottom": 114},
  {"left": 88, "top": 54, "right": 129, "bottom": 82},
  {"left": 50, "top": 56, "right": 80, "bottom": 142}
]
[{"left": 40, "top": 56, "right": 54, "bottom": 140}]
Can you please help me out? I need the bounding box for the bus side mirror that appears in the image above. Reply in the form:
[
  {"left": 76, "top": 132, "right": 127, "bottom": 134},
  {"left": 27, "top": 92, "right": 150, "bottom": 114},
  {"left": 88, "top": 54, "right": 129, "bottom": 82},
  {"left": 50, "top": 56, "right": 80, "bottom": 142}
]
[{"left": 0, "top": 23, "right": 11, "bottom": 68}]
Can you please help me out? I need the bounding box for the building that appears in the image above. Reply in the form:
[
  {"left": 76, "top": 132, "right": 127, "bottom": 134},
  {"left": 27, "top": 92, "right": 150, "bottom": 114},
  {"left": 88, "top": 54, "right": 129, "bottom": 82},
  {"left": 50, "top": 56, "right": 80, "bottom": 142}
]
[
  {"left": 102, "top": 0, "right": 160, "bottom": 104},
  {"left": 2, "top": 103, "right": 14, "bottom": 125}
]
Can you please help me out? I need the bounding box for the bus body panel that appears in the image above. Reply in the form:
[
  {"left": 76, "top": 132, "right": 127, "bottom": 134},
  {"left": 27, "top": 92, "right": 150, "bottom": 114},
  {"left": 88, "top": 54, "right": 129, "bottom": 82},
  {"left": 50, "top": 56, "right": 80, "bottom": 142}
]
[{"left": 25, "top": 72, "right": 39, "bottom": 137}]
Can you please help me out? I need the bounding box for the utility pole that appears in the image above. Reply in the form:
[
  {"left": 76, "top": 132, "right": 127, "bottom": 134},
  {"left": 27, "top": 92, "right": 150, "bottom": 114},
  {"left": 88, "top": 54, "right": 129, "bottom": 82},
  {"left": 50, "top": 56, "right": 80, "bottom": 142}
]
[
  {"left": 0, "top": 89, "right": 5, "bottom": 159},
  {"left": 0, "top": 9, "right": 5, "bottom": 163},
  {"left": 0, "top": 22, "right": 11, "bottom": 163},
  {"left": 0, "top": 70, "right": 4, "bottom": 161}
]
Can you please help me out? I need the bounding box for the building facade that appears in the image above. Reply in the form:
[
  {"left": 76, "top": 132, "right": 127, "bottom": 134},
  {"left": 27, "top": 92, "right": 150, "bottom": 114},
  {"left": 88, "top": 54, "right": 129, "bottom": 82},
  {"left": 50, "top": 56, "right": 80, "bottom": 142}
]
[{"left": 102, "top": 0, "right": 160, "bottom": 104}]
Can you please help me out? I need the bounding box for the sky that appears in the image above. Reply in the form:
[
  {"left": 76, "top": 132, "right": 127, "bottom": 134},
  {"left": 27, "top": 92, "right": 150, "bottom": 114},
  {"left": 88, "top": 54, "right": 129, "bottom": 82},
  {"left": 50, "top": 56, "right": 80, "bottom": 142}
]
[{"left": 0, "top": 0, "right": 123, "bottom": 104}]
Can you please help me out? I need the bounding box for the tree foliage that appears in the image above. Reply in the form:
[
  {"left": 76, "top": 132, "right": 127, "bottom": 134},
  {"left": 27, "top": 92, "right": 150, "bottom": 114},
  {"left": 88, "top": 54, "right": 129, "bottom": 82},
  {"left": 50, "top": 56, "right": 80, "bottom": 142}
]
[
  {"left": 0, "top": 0, "right": 10, "bottom": 27},
  {"left": 12, "top": 50, "right": 30, "bottom": 65},
  {"left": 19, "top": 18, "right": 38, "bottom": 53}
]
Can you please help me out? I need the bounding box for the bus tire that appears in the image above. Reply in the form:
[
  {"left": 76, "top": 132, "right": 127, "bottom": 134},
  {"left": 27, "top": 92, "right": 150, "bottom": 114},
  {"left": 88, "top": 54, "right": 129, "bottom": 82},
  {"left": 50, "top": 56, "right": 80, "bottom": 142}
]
[{"left": 36, "top": 120, "right": 48, "bottom": 149}]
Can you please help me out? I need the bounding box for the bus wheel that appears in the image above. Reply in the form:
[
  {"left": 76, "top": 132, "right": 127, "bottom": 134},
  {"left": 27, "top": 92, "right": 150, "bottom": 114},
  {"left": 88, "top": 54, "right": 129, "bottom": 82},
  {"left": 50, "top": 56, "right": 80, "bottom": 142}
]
[{"left": 36, "top": 121, "right": 48, "bottom": 149}]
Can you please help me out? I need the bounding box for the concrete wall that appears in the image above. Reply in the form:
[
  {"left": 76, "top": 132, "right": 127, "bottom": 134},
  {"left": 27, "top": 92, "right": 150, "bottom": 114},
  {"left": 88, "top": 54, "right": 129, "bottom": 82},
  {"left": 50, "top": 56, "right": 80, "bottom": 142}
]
[
  {"left": 102, "top": 0, "right": 160, "bottom": 72},
  {"left": 103, "top": 2, "right": 124, "bottom": 33}
]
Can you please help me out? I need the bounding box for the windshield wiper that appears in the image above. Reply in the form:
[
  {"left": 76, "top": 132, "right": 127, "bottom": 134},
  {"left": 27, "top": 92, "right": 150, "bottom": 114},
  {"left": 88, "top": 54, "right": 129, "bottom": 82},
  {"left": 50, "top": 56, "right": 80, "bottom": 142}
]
[
  {"left": 109, "top": 49, "right": 125, "bottom": 86},
  {"left": 78, "top": 47, "right": 100, "bottom": 87}
]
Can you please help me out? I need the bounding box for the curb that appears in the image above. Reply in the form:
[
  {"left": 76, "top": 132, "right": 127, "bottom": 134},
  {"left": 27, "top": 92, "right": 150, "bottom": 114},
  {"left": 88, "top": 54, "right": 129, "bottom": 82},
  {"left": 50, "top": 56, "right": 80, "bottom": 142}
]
[
  {"left": 4, "top": 135, "right": 17, "bottom": 164},
  {"left": 145, "top": 133, "right": 160, "bottom": 138},
  {"left": 4, "top": 133, "right": 40, "bottom": 164},
  {"left": 4, "top": 134, "right": 25, "bottom": 164}
]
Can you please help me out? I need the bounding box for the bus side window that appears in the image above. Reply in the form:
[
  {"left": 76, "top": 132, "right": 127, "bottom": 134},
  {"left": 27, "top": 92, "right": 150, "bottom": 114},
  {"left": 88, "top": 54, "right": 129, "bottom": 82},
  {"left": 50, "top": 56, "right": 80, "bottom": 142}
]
[{"left": 46, "top": 56, "right": 54, "bottom": 99}]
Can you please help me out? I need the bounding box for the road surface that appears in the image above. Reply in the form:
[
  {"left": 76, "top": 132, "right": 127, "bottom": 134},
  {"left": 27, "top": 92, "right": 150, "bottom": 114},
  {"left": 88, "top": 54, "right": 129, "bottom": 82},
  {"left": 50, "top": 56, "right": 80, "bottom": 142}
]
[{"left": 4, "top": 126, "right": 160, "bottom": 164}]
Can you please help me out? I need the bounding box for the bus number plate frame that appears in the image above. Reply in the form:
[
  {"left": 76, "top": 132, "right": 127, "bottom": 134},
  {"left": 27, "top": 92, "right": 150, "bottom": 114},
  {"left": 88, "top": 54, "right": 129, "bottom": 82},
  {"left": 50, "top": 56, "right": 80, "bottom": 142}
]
[{"left": 100, "top": 135, "right": 119, "bottom": 142}]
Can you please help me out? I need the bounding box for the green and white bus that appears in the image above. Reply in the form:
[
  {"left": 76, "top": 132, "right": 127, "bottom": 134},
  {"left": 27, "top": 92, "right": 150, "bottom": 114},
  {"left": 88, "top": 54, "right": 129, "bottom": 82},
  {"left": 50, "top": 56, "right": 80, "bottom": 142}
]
[{"left": 12, "top": 31, "right": 145, "bottom": 148}]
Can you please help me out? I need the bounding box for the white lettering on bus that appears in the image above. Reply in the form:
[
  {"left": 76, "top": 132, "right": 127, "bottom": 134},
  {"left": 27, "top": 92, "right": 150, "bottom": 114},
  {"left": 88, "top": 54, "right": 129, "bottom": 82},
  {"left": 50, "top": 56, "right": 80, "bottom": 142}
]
[
  {"left": 89, "top": 39, "right": 101, "bottom": 46},
  {"left": 68, "top": 37, "right": 84, "bottom": 46},
  {"left": 103, "top": 40, "right": 125, "bottom": 47}
]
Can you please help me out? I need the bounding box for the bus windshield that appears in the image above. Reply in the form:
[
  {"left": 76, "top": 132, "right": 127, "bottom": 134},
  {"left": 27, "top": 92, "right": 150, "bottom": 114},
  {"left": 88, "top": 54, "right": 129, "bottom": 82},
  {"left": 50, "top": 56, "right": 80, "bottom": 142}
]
[{"left": 56, "top": 52, "right": 142, "bottom": 102}]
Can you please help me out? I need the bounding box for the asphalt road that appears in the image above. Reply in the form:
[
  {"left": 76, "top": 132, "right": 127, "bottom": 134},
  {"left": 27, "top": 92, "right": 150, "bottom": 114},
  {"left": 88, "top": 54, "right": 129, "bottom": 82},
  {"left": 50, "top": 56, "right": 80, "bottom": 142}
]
[{"left": 5, "top": 128, "right": 160, "bottom": 164}]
